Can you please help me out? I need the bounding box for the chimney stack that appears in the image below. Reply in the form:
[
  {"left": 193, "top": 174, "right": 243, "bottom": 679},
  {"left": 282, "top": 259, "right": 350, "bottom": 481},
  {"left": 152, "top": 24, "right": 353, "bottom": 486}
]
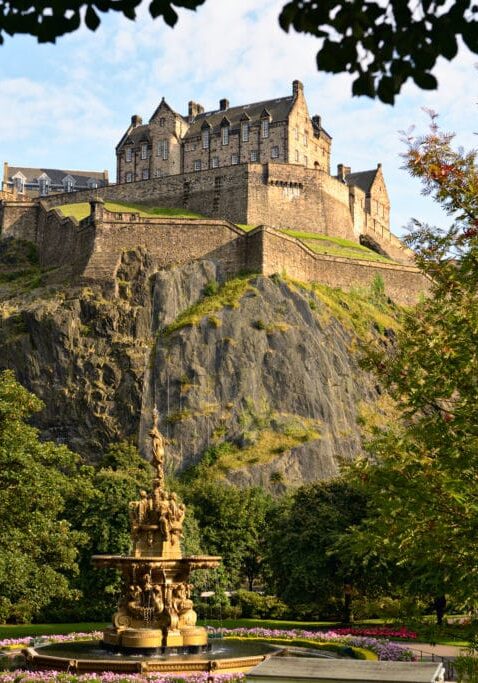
[
  {"left": 292, "top": 80, "right": 304, "bottom": 96},
  {"left": 188, "top": 101, "right": 204, "bottom": 118},
  {"left": 131, "top": 115, "right": 142, "bottom": 127},
  {"left": 219, "top": 98, "right": 229, "bottom": 111},
  {"left": 337, "top": 164, "right": 351, "bottom": 181},
  {"left": 312, "top": 115, "right": 322, "bottom": 130}
]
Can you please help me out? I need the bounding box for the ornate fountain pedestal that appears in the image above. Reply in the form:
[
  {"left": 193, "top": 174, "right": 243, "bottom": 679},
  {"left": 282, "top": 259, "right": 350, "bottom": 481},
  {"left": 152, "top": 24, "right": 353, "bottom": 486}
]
[{"left": 92, "top": 409, "right": 221, "bottom": 653}]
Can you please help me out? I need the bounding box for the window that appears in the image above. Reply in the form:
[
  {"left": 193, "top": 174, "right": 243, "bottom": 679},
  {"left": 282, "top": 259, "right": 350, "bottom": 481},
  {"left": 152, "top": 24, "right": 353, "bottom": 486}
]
[
  {"left": 142, "top": 169, "right": 149, "bottom": 180},
  {"left": 250, "top": 150, "right": 258, "bottom": 162},
  {"left": 241, "top": 123, "right": 249, "bottom": 142},
  {"left": 194, "top": 160, "right": 201, "bottom": 171},
  {"left": 13, "top": 176, "right": 24, "bottom": 193},
  {"left": 303, "top": 134, "right": 308, "bottom": 146},
  {"left": 303, "top": 156, "right": 308, "bottom": 167},
  {"left": 261, "top": 119, "right": 269, "bottom": 138},
  {"left": 222, "top": 126, "right": 229, "bottom": 145},
  {"left": 294, "top": 126, "right": 299, "bottom": 140},
  {"left": 295, "top": 150, "right": 299, "bottom": 162},
  {"left": 63, "top": 177, "right": 74, "bottom": 192},
  {"left": 88, "top": 180, "right": 98, "bottom": 189},
  {"left": 159, "top": 117, "right": 165, "bottom": 127},
  {"left": 271, "top": 146, "right": 279, "bottom": 159},
  {"left": 202, "top": 128, "right": 210, "bottom": 149},
  {"left": 125, "top": 148, "right": 133, "bottom": 162},
  {"left": 212, "top": 157, "right": 219, "bottom": 168},
  {"left": 158, "top": 139, "right": 169, "bottom": 159},
  {"left": 126, "top": 172, "right": 133, "bottom": 182},
  {"left": 141, "top": 143, "right": 148, "bottom": 160},
  {"left": 231, "top": 154, "right": 239, "bottom": 165},
  {"left": 39, "top": 178, "right": 49, "bottom": 195}
]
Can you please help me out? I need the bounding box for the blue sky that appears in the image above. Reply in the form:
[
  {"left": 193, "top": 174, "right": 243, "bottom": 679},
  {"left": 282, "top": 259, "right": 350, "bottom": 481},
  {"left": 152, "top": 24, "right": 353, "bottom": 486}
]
[{"left": 0, "top": 0, "right": 476, "bottom": 237}]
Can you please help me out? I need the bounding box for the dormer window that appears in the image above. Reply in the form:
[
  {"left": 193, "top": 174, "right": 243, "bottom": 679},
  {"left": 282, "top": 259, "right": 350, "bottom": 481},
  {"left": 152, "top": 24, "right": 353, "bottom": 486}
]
[
  {"left": 261, "top": 119, "right": 269, "bottom": 138},
  {"left": 222, "top": 126, "right": 229, "bottom": 146},
  {"left": 63, "top": 175, "right": 75, "bottom": 193},
  {"left": 241, "top": 122, "right": 249, "bottom": 142},
  {"left": 38, "top": 174, "right": 50, "bottom": 196},
  {"left": 125, "top": 148, "right": 133, "bottom": 163},
  {"left": 202, "top": 127, "right": 210, "bottom": 149},
  {"left": 13, "top": 174, "right": 25, "bottom": 193},
  {"left": 88, "top": 179, "right": 98, "bottom": 189},
  {"left": 141, "top": 143, "right": 148, "bottom": 160}
]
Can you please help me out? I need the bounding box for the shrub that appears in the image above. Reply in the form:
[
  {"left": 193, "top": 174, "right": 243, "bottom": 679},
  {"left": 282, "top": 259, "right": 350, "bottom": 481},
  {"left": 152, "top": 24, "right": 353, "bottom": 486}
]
[{"left": 232, "top": 590, "right": 288, "bottom": 619}]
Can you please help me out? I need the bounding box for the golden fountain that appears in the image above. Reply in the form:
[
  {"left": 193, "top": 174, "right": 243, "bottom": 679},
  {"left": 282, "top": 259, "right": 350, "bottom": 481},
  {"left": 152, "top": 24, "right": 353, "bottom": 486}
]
[{"left": 92, "top": 408, "right": 221, "bottom": 653}]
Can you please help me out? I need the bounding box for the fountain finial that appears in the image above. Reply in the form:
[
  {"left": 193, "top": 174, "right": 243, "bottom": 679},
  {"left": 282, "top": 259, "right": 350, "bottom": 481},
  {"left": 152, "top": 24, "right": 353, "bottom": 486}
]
[{"left": 149, "top": 406, "right": 165, "bottom": 488}]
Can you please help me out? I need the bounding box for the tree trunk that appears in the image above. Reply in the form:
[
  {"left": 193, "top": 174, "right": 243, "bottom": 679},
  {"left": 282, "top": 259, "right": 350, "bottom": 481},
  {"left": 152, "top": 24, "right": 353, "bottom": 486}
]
[
  {"left": 342, "top": 588, "right": 353, "bottom": 624},
  {"left": 434, "top": 595, "right": 446, "bottom": 626}
]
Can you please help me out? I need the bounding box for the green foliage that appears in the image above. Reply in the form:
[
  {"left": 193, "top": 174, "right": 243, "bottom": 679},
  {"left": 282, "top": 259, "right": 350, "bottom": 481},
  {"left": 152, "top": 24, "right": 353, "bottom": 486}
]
[
  {"left": 265, "top": 479, "right": 387, "bottom": 623},
  {"left": 0, "top": 370, "right": 84, "bottom": 623},
  {"left": 181, "top": 481, "right": 274, "bottom": 590},
  {"left": 42, "top": 441, "right": 155, "bottom": 621},
  {"left": 231, "top": 590, "right": 288, "bottom": 619},
  {"left": 341, "top": 115, "right": 478, "bottom": 617},
  {"left": 280, "top": 0, "right": 477, "bottom": 103}
]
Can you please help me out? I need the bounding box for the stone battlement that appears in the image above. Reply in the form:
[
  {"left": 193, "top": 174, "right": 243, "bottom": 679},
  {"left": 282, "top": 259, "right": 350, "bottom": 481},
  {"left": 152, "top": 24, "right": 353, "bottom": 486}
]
[{"left": 0, "top": 197, "right": 428, "bottom": 305}]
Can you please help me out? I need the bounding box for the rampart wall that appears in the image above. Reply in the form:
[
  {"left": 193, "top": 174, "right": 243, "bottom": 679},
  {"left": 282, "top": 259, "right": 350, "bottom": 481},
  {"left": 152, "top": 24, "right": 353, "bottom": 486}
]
[{"left": 0, "top": 201, "right": 38, "bottom": 242}]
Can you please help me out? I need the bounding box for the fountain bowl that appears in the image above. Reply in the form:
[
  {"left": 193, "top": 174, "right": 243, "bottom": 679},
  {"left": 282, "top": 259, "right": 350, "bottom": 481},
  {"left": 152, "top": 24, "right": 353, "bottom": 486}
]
[{"left": 23, "top": 638, "right": 283, "bottom": 674}]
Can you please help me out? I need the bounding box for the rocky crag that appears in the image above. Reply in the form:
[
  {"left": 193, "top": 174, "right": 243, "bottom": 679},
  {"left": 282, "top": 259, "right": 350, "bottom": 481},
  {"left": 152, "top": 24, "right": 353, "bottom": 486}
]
[{"left": 0, "top": 238, "right": 397, "bottom": 489}]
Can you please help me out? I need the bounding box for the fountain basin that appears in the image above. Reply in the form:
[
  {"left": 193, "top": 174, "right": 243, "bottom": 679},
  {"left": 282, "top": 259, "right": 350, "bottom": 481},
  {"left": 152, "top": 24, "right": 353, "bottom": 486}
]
[{"left": 23, "top": 638, "right": 283, "bottom": 674}]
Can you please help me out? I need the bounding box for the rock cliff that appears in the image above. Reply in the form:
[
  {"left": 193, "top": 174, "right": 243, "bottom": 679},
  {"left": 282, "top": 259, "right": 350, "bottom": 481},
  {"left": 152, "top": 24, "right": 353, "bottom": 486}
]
[{"left": 0, "top": 240, "right": 396, "bottom": 489}]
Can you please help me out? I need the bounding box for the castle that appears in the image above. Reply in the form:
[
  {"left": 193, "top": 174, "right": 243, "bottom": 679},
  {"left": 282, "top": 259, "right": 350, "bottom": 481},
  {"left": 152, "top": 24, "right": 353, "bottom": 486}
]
[{"left": 0, "top": 81, "right": 429, "bottom": 305}]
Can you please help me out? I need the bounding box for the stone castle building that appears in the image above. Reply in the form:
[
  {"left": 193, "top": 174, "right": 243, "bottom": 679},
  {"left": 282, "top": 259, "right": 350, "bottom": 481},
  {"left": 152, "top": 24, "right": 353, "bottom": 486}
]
[
  {"left": 115, "top": 80, "right": 391, "bottom": 249},
  {"left": 0, "top": 80, "right": 429, "bottom": 305}
]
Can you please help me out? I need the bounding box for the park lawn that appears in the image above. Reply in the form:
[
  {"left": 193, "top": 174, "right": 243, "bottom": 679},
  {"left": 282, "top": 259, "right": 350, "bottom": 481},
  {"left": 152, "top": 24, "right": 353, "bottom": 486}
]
[
  {"left": 0, "top": 622, "right": 109, "bottom": 639},
  {"left": 281, "top": 229, "right": 396, "bottom": 264},
  {"left": 53, "top": 201, "right": 205, "bottom": 221}
]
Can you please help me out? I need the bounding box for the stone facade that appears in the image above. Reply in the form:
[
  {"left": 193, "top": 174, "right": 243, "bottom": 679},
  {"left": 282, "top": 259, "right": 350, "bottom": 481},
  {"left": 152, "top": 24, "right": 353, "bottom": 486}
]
[
  {"left": 0, "top": 199, "right": 428, "bottom": 305},
  {"left": 116, "top": 81, "right": 332, "bottom": 184}
]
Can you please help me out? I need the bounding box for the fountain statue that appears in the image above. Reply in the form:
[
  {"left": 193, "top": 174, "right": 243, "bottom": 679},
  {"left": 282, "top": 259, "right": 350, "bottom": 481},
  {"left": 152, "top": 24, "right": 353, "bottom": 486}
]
[{"left": 92, "top": 408, "right": 221, "bottom": 653}]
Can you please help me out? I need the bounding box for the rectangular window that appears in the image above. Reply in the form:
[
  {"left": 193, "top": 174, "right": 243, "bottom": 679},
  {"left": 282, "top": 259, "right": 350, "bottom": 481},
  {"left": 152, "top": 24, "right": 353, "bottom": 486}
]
[
  {"left": 222, "top": 126, "right": 229, "bottom": 145},
  {"left": 271, "top": 146, "right": 279, "bottom": 159},
  {"left": 126, "top": 172, "right": 133, "bottom": 183},
  {"left": 212, "top": 157, "right": 219, "bottom": 168},
  {"left": 163, "top": 139, "right": 169, "bottom": 160},
  {"left": 142, "top": 169, "right": 149, "bottom": 180},
  {"left": 13, "top": 177, "right": 24, "bottom": 192},
  {"left": 304, "top": 156, "right": 308, "bottom": 168},
  {"left": 294, "top": 126, "right": 299, "bottom": 140},
  {"left": 125, "top": 148, "right": 132, "bottom": 162},
  {"left": 231, "top": 154, "right": 239, "bottom": 165},
  {"left": 141, "top": 143, "right": 148, "bottom": 159},
  {"left": 202, "top": 129, "right": 209, "bottom": 149},
  {"left": 241, "top": 123, "right": 249, "bottom": 142},
  {"left": 261, "top": 119, "right": 269, "bottom": 138},
  {"left": 194, "top": 160, "right": 201, "bottom": 171},
  {"left": 250, "top": 150, "right": 258, "bottom": 162},
  {"left": 303, "top": 134, "right": 308, "bottom": 146},
  {"left": 157, "top": 141, "right": 163, "bottom": 157},
  {"left": 295, "top": 150, "right": 299, "bottom": 162}
]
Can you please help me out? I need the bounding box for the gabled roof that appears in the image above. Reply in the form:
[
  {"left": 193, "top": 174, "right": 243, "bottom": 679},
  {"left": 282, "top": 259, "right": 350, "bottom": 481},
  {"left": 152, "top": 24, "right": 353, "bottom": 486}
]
[
  {"left": 121, "top": 125, "right": 151, "bottom": 146},
  {"left": 7, "top": 166, "right": 107, "bottom": 188},
  {"left": 345, "top": 169, "right": 378, "bottom": 194},
  {"left": 149, "top": 97, "right": 186, "bottom": 125},
  {"left": 184, "top": 95, "right": 295, "bottom": 138}
]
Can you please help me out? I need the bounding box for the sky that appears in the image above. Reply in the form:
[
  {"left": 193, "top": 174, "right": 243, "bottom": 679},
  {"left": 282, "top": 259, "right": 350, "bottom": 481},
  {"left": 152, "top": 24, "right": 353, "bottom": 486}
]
[{"left": 0, "top": 0, "right": 476, "bottom": 237}]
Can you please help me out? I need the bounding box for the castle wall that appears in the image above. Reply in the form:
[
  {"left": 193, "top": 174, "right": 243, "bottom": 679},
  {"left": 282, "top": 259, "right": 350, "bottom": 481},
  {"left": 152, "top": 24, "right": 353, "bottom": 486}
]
[
  {"left": 0, "top": 201, "right": 38, "bottom": 242},
  {"left": 247, "top": 164, "right": 355, "bottom": 239},
  {"left": 255, "top": 227, "right": 429, "bottom": 306}
]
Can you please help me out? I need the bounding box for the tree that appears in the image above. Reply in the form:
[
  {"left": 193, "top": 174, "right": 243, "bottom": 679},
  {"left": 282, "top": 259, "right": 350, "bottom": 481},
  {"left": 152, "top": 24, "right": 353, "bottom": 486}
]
[
  {"left": 265, "top": 479, "right": 384, "bottom": 623},
  {"left": 183, "top": 481, "right": 273, "bottom": 590},
  {"left": 0, "top": 0, "right": 475, "bottom": 103},
  {"left": 342, "top": 113, "right": 478, "bottom": 620},
  {"left": 0, "top": 370, "right": 84, "bottom": 623}
]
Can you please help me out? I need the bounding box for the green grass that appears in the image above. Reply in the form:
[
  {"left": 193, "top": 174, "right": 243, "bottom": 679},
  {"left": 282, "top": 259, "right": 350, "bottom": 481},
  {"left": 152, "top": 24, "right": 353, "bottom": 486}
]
[
  {"left": 236, "top": 223, "right": 256, "bottom": 232},
  {"left": 282, "top": 229, "right": 395, "bottom": 264},
  {"left": 161, "top": 273, "right": 258, "bottom": 337},
  {"left": 0, "top": 622, "right": 109, "bottom": 639},
  {"left": 53, "top": 201, "right": 205, "bottom": 221}
]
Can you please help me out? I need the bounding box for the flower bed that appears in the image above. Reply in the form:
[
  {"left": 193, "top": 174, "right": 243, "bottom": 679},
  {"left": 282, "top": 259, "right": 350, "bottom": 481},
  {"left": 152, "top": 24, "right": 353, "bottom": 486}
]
[
  {"left": 0, "top": 633, "right": 103, "bottom": 650},
  {"left": 218, "top": 628, "right": 416, "bottom": 661},
  {"left": 0, "top": 673, "right": 243, "bottom": 683},
  {"left": 330, "top": 626, "right": 417, "bottom": 640}
]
